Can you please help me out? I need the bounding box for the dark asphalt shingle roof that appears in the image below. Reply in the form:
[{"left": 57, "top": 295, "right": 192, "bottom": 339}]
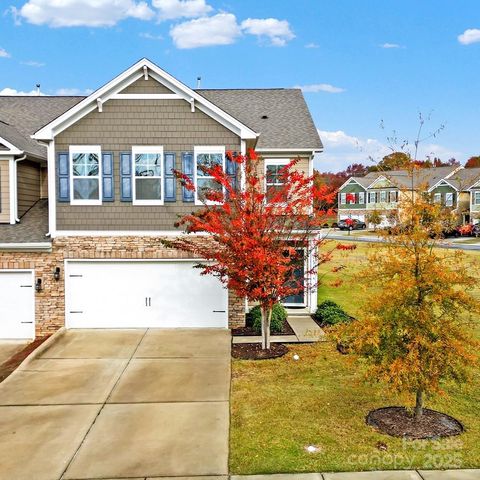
[
  {"left": 0, "top": 89, "right": 320, "bottom": 155},
  {"left": 354, "top": 166, "right": 460, "bottom": 190},
  {"left": 447, "top": 168, "right": 480, "bottom": 190},
  {"left": 196, "top": 89, "right": 322, "bottom": 150},
  {"left": 0, "top": 199, "right": 49, "bottom": 244},
  {"left": 0, "top": 96, "right": 83, "bottom": 158}
]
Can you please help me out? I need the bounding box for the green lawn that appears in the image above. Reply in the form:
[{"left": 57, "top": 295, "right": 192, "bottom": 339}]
[{"left": 230, "top": 241, "right": 480, "bottom": 474}]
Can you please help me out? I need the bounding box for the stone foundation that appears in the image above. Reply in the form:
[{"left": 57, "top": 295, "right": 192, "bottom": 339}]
[{"left": 0, "top": 235, "right": 245, "bottom": 337}]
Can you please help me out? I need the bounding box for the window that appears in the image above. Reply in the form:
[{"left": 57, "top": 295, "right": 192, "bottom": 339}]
[
  {"left": 132, "top": 146, "right": 164, "bottom": 205},
  {"left": 70, "top": 145, "right": 101, "bottom": 205},
  {"left": 389, "top": 190, "right": 398, "bottom": 203},
  {"left": 445, "top": 192, "right": 454, "bottom": 207},
  {"left": 474, "top": 191, "right": 480, "bottom": 205},
  {"left": 358, "top": 192, "right": 365, "bottom": 204},
  {"left": 340, "top": 193, "right": 347, "bottom": 205},
  {"left": 434, "top": 193, "right": 442, "bottom": 204},
  {"left": 194, "top": 146, "right": 225, "bottom": 205},
  {"left": 265, "top": 159, "right": 289, "bottom": 203},
  {"left": 369, "top": 192, "right": 376, "bottom": 203},
  {"left": 380, "top": 190, "right": 387, "bottom": 203}
]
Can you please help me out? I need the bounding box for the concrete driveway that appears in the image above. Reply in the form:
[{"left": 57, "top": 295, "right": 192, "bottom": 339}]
[{"left": 0, "top": 328, "right": 231, "bottom": 480}]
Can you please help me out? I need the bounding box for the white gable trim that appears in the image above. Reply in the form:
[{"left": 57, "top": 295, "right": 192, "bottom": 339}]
[
  {"left": 0, "top": 136, "right": 23, "bottom": 156},
  {"left": 33, "top": 59, "right": 258, "bottom": 141},
  {"left": 427, "top": 178, "right": 458, "bottom": 193},
  {"left": 467, "top": 178, "right": 480, "bottom": 191},
  {"left": 337, "top": 177, "right": 367, "bottom": 191},
  {"left": 366, "top": 175, "right": 396, "bottom": 189}
]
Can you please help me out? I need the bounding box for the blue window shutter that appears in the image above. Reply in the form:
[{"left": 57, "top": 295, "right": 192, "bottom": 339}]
[
  {"left": 102, "top": 152, "right": 114, "bottom": 202},
  {"left": 226, "top": 154, "right": 237, "bottom": 192},
  {"left": 120, "top": 152, "right": 132, "bottom": 202},
  {"left": 57, "top": 152, "right": 70, "bottom": 202},
  {"left": 182, "top": 152, "right": 194, "bottom": 202},
  {"left": 164, "top": 152, "right": 176, "bottom": 202}
]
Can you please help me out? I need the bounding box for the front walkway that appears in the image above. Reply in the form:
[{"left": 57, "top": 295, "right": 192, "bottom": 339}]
[
  {"left": 0, "top": 328, "right": 231, "bottom": 479},
  {"left": 233, "top": 316, "right": 324, "bottom": 344}
]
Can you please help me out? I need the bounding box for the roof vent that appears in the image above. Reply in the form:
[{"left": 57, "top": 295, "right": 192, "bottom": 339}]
[{"left": 261, "top": 115, "right": 268, "bottom": 119}]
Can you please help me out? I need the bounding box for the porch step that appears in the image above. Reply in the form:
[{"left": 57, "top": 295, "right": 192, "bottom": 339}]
[
  {"left": 287, "top": 316, "right": 325, "bottom": 342},
  {"left": 285, "top": 307, "right": 311, "bottom": 316}
]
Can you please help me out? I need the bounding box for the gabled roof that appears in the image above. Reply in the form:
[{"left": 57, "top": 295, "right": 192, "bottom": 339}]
[
  {"left": 0, "top": 96, "right": 82, "bottom": 157},
  {"left": 33, "top": 58, "right": 258, "bottom": 142},
  {"left": 447, "top": 168, "right": 480, "bottom": 190},
  {"left": 196, "top": 89, "right": 322, "bottom": 150},
  {"left": 337, "top": 177, "right": 368, "bottom": 191}
]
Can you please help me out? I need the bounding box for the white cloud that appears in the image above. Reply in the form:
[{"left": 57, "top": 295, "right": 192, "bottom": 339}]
[
  {"left": 0, "top": 87, "right": 44, "bottom": 95},
  {"left": 13, "top": 0, "right": 154, "bottom": 27},
  {"left": 240, "top": 18, "right": 294, "bottom": 46},
  {"left": 316, "top": 130, "right": 389, "bottom": 172},
  {"left": 55, "top": 88, "right": 93, "bottom": 95},
  {"left": 305, "top": 42, "right": 319, "bottom": 48},
  {"left": 0, "top": 48, "right": 11, "bottom": 58},
  {"left": 139, "top": 32, "right": 163, "bottom": 40},
  {"left": 152, "top": 0, "right": 212, "bottom": 20},
  {"left": 315, "top": 130, "right": 463, "bottom": 172},
  {"left": 296, "top": 83, "right": 345, "bottom": 94},
  {"left": 170, "top": 13, "right": 241, "bottom": 49},
  {"left": 380, "top": 43, "right": 403, "bottom": 49},
  {"left": 21, "top": 60, "right": 45, "bottom": 67},
  {"left": 458, "top": 28, "right": 480, "bottom": 45}
]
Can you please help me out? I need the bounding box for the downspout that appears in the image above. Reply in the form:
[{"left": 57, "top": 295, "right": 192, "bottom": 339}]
[{"left": 14, "top": 154, "right": 27, "bottom": 223}]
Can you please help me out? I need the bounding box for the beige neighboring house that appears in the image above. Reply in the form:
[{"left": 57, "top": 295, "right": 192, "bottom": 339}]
[{"left": 0, "top": 58, "right": 323, "bottom": 340}]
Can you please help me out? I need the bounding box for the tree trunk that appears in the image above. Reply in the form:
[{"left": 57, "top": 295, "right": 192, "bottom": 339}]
[
  {"left": 414, "top": 389, "right": 424, "bottom": 419},
  {"left": 260, "top": 306, "right": 272, "bottom": 350}
]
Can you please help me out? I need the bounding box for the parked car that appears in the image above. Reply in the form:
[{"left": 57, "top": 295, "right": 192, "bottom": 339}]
[
  {"left": 338, "top": 219, "right": 367, "bottom": 231},
  {"left": 472, "top": 224, "right": 480, "bottom": 238}
]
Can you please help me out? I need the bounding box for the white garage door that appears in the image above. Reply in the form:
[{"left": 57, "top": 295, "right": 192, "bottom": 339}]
[
  {"left": 0, "top": 270, "right": 35, "bottom": 339},
  {"left": 65, "top": 260, "right": 228, "bottom": 329}
]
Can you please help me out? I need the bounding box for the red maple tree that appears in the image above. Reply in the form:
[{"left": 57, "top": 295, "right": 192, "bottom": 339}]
[{"left": 162, "top": 149, "right": 337, "bottom": 349}]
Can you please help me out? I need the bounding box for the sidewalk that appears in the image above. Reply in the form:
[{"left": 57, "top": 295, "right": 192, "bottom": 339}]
[{"left": 232, "top": 469, "right": 480, "bottom": 479}]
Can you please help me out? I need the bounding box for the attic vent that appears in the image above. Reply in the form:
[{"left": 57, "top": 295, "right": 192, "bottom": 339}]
[{"left": 261, "top": 115, "right": 269, "bottom": 119}]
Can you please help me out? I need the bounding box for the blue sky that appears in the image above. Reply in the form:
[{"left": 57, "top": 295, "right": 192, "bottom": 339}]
[{"left": 1, "top": 0, "right": 479, "bottom": 171}]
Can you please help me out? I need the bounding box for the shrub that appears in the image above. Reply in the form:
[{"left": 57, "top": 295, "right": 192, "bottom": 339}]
[
  {"left": 314, "top": 300, "right": 350, "bottom": 325},
  {"left": 251, "top": 303, "right": 288, "bottom": 334}
]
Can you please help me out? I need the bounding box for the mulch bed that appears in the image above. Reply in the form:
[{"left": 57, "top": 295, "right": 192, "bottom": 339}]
[
  {"left": 0, "top": 336, "right": 50, "bottom": 383},
  {"left": 366, "top": 406, "right": 464, "bottom": 439},
  {"left": 232, "top": 320, "right": 295, "bottom": 337},
  {"left": 232, "top": 342, "right": 289, "bottom": 360}
]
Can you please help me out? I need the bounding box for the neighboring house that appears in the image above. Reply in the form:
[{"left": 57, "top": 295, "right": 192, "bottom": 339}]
[
  {"left": 337, "top": 166, "right": 463, "bottom": 227},
  {"left": 469, "top": 176, "right": 480, "bottom": 224},
  {"left": 0, "top": 58, "right": 322, "bottom": 340},
  {"left": 431, "top": 167, "right": 480, "bottom": 225}
]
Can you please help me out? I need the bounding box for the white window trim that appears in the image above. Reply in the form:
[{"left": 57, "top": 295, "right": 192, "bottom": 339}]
[
  {"left": 264, "top": 158, "right": 290, "bottom": 205},
  {"left": 380, "top": 190, "right": 387, "bottom": 203},
  {"left": 473, "top": 191, "right": 480, "bottom": 206},
  {"left": 132, "top": 145, "right": 164, "bottom": 206},
  {"left": 369, "top": 192, "right": 376, "bottom": 204},
  {"left": 445, "top": 192, "right": 454, "bottom": 207},
  {"left": 194, "top": 146, "right": 225, "bottom": 206},
  {"left": 358, "top": 192, "right": 365, "bottom": 204},
  {"left": 340, "top": 193, "right": 346, "bottom": 205},
  {"left": 434, "top": 192, "right": 442, "bottom": 204},
  {"left": 69, "top": 145, "right": 102, "bottom": 206}
]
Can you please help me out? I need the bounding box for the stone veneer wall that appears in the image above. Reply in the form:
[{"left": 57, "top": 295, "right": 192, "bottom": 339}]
[{"left": 0, "top": 236, "right": 245, "bottom": 337}]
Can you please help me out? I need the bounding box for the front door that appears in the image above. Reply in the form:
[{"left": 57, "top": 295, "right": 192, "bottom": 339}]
[{"left": 283, "top": 250, "right": 305, "bottom": 306}]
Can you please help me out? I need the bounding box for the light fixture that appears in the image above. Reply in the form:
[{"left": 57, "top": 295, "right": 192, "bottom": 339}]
[
  {"left": 53, "top": 267, "right": 61, "bottom": 281},
  {"left": 35, "top": 278, "right": 42, "bottom": 292}
]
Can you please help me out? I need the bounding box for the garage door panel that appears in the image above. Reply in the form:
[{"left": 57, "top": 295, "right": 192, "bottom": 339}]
[
  {"left": 0, "top": 271, "right": 35, "bottom": 339},
  {"left": 65, "top": 261, "right": 228, "bottom": 329}
]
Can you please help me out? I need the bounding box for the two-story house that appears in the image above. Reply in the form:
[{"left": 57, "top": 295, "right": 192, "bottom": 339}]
[
  {"left": 337, "top": 166, "right": 466, "bottom": 227},
  {"left": 0, "top": 59, "right": 322, "bottom": 340}
]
